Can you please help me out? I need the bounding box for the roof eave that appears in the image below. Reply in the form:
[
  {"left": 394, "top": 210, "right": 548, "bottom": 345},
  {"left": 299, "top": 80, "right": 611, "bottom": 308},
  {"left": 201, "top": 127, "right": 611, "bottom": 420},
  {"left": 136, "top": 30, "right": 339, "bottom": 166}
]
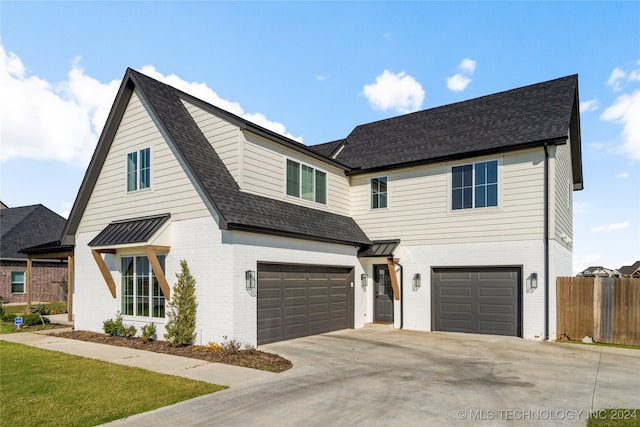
[
  {"left": 345, "top": 137, "right": 569, "bottom": 176},
  {"left": 226, "top": 223, "right": 371, "bottom": 247}
]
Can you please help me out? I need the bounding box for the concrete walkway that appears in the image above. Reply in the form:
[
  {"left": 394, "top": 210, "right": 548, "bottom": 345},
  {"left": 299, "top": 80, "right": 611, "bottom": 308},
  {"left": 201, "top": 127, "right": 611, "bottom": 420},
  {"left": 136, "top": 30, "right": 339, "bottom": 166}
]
[{"left": 2, "top": 326, "right": 639, "bottom": 426}]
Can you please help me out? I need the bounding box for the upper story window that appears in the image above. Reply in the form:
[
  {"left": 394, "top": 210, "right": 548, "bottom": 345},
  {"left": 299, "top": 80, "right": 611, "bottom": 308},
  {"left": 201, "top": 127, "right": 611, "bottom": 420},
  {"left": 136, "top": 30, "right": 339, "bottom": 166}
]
[
  {"left": 286, "top": 159, "right": 327, "bottom": 204},
  {"left": 127, "top": 148, "right": 151, "bottom": 192},
  {"left": 452, "top": 160, "right": 498, "bottom": 210},
  {"left": 371, "top": 177, "right": 388, "bottom": 209},
  {"left": 11, "top": 271, "right": 25, "bottom": 294}
]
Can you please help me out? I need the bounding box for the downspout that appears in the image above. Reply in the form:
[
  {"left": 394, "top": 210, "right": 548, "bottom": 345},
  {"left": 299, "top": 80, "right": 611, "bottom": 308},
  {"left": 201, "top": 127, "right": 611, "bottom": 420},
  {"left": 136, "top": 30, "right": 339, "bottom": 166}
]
[
  {"left": 390, "top": 258, "right": 404, "bottom": 329},
  {"left": 543, "top": 143, "right": 550, "bottom": 341}
]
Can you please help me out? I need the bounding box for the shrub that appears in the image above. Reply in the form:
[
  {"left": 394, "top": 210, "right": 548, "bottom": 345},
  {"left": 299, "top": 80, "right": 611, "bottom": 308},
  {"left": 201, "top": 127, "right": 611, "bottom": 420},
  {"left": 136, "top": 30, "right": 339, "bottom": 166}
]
[
  {"left": 103, "top": 312, "right": 125, "bottom": 337},
  {"left": 0, "top": 298, "right": 5, "bottom": 317},
  {"left": 164, "top": 260, "right": 197, "bottom": 347},
  {"left": 221, "top": 336, "right": 242, "bottom": 354},
  {"left": 2, "top": 313, "right": 17, "bottom": 323},
  {"left": 140, "top": 323, "right": 156, "bottom": 344},
  {"left": 123, "top": 325, "right": 137, "bottom": 339},
  {"left": 32, "top": 304, "right": 50, "bottom": 315},
  {"left": 204, "top": 342, "right": 224, "bottom": 353},
  {"left": 23, "top": 314, "right": 50, "bottom": 326},
  {"left": 243, "top": 342, "right": 256, "bottom": 353}
]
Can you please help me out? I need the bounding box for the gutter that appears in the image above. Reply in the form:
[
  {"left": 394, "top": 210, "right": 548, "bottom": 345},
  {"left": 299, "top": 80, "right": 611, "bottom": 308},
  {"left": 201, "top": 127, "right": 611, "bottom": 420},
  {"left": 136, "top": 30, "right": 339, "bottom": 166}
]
[{"left": 543, "top": 143, "right": 550, "bottom": 341}]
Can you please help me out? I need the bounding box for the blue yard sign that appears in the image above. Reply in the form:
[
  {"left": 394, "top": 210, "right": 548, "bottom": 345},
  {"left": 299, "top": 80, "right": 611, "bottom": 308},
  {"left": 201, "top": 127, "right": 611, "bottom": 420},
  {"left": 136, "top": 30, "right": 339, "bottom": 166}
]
[{"left": 14, "top": 316, "right": 23, "bottom": 327}]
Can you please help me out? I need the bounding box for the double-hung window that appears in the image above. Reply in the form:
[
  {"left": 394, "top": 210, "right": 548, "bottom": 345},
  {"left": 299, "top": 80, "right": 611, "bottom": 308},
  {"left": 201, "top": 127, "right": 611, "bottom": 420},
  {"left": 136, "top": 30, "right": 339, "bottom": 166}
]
[
  {"left": 371, "top": 177, "right": 388, "bottom": 209},
  {"left": 286, "top": 159, "right": 327, "bottom": 204},
  {"left": 11, "top": 271, "right": 25, "bottom": 294},
  {"left": 127, "top": 148, "right": 151, "bottom": 192},
  {"left": 121, "top": 255, "right": 165, "bottom": 318},
  {"left": 452, "top": 160, "right": 498, "bottom": 210}
]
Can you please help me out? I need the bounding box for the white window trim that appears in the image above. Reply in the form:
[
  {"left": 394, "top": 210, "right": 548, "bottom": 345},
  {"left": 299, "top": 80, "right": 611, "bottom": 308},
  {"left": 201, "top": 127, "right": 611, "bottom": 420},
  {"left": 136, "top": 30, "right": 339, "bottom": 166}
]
[
  {"left": 370, "top": 176, "right": 389, "bottom": 210},
  {"left": 449, "top": 158, "right": 501, "bottom": 213},
  {"left": 120, "top": 254, "right": 166, "bottom": 319},
  {"left": 11, "top": 271, "right": 26, "bottom": 294},
  {"left": 126, "top": 147, "right": 152, "bottom": 193},
  {"left": 284, "top": 158, "right": 328, "bottom": 205}
]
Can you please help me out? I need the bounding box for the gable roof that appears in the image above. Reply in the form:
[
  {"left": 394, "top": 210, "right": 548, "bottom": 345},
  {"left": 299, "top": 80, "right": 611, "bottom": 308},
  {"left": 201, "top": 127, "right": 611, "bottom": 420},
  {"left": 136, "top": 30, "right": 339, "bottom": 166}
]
[
  {"left": 618, "top": 261, "right": 640, "bottom": 276},
  {"left": 316, "top": 75, "right": 583, "bottom": 189},
  {"left": 0, "top": 204, "right": 67, "bottom": 260},
  {"left": 63, "top": 69, "right": 370, "bottom": 247}
]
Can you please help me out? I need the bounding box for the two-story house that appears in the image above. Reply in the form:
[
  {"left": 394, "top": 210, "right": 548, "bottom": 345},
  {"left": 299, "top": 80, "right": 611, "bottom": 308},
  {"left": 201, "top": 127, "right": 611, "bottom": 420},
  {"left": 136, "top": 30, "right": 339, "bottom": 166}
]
[{"left": 61, "top": 69, "right": 582, "bottom": 345}]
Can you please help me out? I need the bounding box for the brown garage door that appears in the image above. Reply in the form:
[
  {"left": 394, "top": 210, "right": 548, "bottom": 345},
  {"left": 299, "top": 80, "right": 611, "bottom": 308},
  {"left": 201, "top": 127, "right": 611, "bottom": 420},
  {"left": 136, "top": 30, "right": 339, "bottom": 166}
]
[
  {"left": 433, "top": 267, "right": 521, "bottom": 337},
  {"left": 257, "top": 263, "right": 354, "bottom": 345}
]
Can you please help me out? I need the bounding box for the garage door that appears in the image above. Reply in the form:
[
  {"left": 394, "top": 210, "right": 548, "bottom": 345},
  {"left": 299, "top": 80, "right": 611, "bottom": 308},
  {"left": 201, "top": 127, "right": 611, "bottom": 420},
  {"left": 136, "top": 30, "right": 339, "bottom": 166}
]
[
  {"left": 433, "top": 267, "right": 521, "bottom": 337},
  {"left": 257, "top": 263, "right": 354, "bottom": 345}
]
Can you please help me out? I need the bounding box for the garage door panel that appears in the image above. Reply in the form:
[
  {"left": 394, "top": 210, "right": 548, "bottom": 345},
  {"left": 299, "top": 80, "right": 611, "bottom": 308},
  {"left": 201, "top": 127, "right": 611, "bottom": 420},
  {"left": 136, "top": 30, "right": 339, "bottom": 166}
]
[
  {"left": 258, "top": 263, "right": 353, "bottom": 344},
  {"left": 433, "top": 267, "right": 521, "bottom": 337}
]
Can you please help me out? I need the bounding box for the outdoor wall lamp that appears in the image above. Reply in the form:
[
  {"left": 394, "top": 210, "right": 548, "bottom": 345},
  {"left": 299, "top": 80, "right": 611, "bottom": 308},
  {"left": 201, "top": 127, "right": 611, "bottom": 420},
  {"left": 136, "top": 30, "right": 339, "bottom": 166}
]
[
  {"left": 245, "top": 270, "right": 256, "bottom": 291},
  {"left": 530, "top": 272, "right": 538, "bottom": 289},
  {"left": 361, "top": 273, "right": 368, "bottom": 288},
  {"left": 412, "top": 273, "right": 421, "bottom": 290}
]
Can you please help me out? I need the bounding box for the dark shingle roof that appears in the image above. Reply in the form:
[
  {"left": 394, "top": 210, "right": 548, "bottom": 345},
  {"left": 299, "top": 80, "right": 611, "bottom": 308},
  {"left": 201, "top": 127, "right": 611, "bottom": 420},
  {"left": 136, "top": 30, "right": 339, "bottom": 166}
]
[
  {"left": 618, "top": 261, "right": 640, "bottom": 276},
  {"left": 333, "top": 75, "right": 580, "bottom": 173},
  {"left": 124, "top": 70, "right": 371, "bottom": 247},
  {"left": 88, "top": 214, "right": 170, "bottom": 247},
  {"left": 0, "top": 204, "right": 67, "bottom": 259}
]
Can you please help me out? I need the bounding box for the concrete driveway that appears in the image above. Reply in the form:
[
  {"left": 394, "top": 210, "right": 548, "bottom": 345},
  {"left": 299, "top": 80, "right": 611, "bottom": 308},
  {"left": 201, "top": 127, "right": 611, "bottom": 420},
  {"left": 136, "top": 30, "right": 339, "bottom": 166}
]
[{"left": 106, "top": 326, "right": 640, "bottom": 426}]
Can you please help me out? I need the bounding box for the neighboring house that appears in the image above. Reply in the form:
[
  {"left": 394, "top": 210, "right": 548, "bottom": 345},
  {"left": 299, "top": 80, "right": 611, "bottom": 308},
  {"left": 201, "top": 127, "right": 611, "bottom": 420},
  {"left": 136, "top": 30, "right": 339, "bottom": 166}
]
[
  {"left": 0, "top": 204, "right": 68, "bottom": 303},
  {"left": 577, "top": 266, "right": 621, "bottom": 277},
  {"left": 61, "top": 69, "right": 583, "bottom": 345},
  {"left": 618, "top": 261, "right": 640, "bottom": 278}
]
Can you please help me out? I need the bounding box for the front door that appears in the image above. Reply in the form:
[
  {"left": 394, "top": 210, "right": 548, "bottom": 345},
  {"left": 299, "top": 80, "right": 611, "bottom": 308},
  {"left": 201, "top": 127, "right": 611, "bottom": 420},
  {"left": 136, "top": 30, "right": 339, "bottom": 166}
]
[{"left": 374, "top": 265, "right": 394, "bottom": 322}]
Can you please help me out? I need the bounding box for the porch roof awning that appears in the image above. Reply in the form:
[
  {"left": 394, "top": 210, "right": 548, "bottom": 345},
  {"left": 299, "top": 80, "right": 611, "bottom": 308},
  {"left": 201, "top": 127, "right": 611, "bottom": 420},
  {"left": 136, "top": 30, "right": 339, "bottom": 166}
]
[
  {"left": 358, "top": 239, "right": 400, "bottom": 258},
  {"left": 88, "top": 214, "right": 170, "bottom": 247}
]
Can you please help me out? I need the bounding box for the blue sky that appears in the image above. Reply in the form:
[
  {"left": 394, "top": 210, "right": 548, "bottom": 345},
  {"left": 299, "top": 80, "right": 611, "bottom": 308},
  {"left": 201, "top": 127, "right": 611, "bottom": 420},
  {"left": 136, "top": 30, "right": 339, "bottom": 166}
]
[{"left": 1, "top": 1, "right": 638, "bottom": 273}]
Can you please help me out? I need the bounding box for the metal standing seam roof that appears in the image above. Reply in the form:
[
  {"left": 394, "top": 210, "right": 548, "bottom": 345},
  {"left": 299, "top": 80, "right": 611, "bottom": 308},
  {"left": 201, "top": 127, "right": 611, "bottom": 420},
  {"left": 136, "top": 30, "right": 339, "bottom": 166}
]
[
  {"left": 358, "top": 240, "right": 401, "bottom": 257},
  {"left": 88, "top": 214, "right": 170, "bottom": 247}
]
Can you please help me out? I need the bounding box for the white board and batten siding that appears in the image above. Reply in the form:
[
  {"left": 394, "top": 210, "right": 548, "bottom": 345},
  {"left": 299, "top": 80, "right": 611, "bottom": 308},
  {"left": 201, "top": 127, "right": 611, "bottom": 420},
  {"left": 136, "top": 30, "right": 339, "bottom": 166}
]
[
  {"left": 183, "top": 99, "right": 351, "bottom": 217},
  {"left": 78, "top": 90, "right": 211, "bottom": 235},
  {"left": 351, "top": 148, "right": 546, "bottom": 246}
]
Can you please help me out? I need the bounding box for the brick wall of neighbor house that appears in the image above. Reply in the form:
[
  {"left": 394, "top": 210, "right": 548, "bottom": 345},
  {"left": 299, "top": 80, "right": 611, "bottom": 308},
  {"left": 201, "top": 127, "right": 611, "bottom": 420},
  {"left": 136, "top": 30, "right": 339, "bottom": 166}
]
[{"left": 0, "top": 260, "right": 68, "bottom": 303}]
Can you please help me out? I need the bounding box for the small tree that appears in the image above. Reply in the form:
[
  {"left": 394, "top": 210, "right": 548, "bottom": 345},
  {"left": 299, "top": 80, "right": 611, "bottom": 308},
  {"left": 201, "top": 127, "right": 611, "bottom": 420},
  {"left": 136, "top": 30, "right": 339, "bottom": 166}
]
[{"left": 164, "top": 259, "right": 197, "bottom": 347}]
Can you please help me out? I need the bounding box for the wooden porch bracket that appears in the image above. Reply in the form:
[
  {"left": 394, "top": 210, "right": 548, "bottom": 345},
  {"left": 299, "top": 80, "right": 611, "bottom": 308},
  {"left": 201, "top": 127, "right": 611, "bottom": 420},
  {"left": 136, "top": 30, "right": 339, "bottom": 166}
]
[
  {"left": 145, "top": 246, "right": 171, "bottom": 300},
  {"left": 92, "top": 250, "right": 116, "bottom": 298},
  {"left": 386, "top": 258, "right": 401, "bottom": 301}
]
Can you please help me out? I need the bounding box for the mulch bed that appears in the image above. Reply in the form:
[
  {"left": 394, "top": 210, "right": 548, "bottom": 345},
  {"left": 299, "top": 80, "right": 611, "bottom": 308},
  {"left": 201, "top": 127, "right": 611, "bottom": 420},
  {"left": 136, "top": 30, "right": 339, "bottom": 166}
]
[{"left": 53, "top": 330, "right": 292, "bottom": 373}]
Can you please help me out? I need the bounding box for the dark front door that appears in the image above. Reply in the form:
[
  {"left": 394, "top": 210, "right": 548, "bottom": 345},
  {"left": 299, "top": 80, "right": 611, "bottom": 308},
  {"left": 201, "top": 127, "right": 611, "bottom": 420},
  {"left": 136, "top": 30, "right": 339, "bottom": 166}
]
[{"left": 374, "top": 265, "right": 394, "bottom": 322}]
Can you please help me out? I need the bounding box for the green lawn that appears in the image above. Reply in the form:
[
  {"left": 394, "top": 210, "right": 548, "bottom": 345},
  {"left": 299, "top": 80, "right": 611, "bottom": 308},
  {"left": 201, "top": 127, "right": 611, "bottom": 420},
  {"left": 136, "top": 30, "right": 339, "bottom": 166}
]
[
  {"left": 0, "top": 342, "right": 225, "bottom": 426},
  {"left": 588, "top": 409, "right": 640, "bottom": 426}
]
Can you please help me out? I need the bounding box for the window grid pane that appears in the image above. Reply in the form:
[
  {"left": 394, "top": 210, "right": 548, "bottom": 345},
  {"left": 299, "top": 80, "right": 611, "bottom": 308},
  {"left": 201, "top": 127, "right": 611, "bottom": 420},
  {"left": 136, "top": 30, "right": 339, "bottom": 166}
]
[
  {"left": 121, "top": 255, "right": 165, "bottom": 318},
  {"left": 371, "top": 177, "right": 387, "bottom": 209},
  {"left": 315, "top": 170, "right": 326, "bottom": 204},
  {"left": 301, "top": 165, "right": 314, "bottom": 201},
  {"left": 11, "top": 271, "right": 25, "bottom": 293},
  {"left": 286, "top": 160, "right": 300, "bottom": 197},
  {"left": 121, "top": 257, "right": 134, "bottom": 315},
  {"left": 139, "top": 148, "right": 151, "bottom": 189},
  {"left": 452, "top": 166, "right": 473, "bottom": 210},
  {"left": 453, "top": 162, "right": 497, "bottom": 210},
  {"left": 127, "top": 152, "right": 137, "bottom": 191}
]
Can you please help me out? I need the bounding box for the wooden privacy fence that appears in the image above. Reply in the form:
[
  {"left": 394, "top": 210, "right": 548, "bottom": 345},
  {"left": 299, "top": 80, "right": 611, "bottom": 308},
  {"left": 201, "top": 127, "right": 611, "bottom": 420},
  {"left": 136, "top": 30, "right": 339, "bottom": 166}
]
[{"left": 557, "top": 277, "right": 640, "bottom": 345}]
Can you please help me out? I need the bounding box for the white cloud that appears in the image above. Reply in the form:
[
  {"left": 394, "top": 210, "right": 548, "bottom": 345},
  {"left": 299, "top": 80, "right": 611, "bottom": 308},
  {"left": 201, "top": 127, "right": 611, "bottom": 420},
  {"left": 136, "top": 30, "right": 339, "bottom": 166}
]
[
  {"left": 362, "top": 70, "right": 425, "bottom": 114},
  {"left": 139, "top": 66, "right": 302, "bottom": 142},
  {"left": 591, "top": 221, "right": 630, "bottom": 232},
  {"left": 607, "top": 67, "right": 626, "bottom": 91},
  {"left": 588, "top": 142, "right": 606, "bottom": 151},
  {"left": 579, "top": 98, "right": 599, "bottom": 112},
  {"left": 0, "top": 44, "right": 120, "bottom": 166},
  {"left": 616, "top": 172, "right": 629, "bottom": 178},
  {"left": 459, "top": 58, "right": 476, "bottom": 74},
  {"left": 447, "top": 74, "right": 472, "bottom": 92},
  {"left": 446, "top": 58, "right": 476, "bottom": 92},
  {"left": 600, "top": 90, "right": 640, "bottom": 160}
]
